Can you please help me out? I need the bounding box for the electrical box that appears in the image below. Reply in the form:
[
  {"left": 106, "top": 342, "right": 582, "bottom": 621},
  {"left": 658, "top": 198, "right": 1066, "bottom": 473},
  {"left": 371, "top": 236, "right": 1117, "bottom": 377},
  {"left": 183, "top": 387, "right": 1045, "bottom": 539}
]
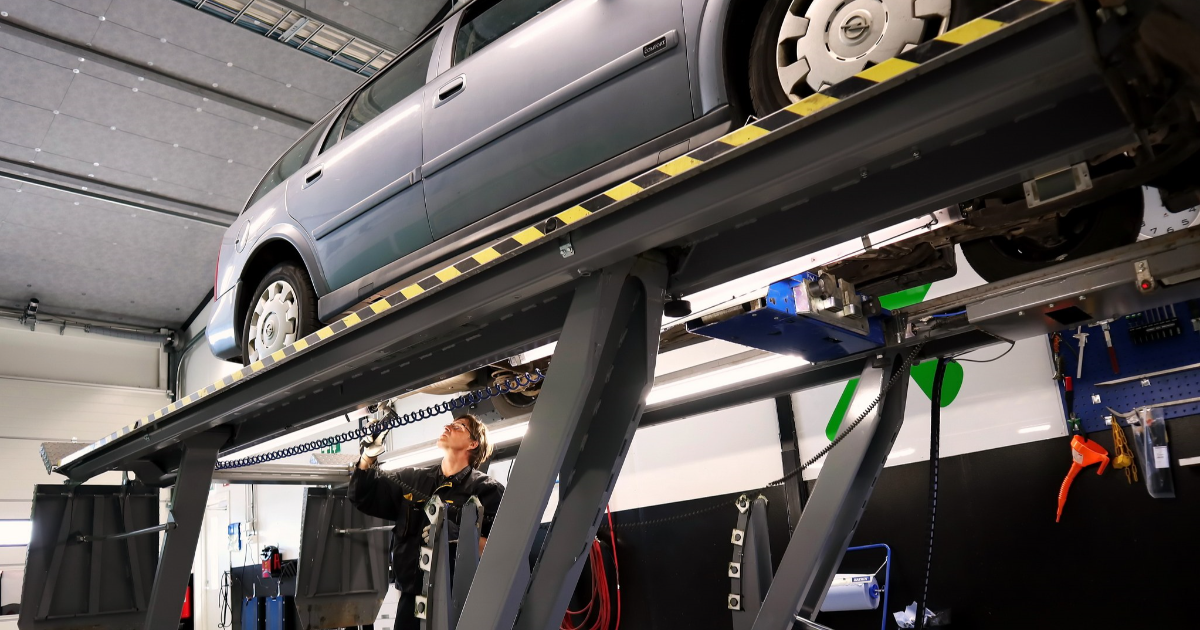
[
  {"left": 242, "top": 597, "right": 265, "bottom": 630},
  {"left": 265, "top": 595, "right": 293, "bottom": 630},
  {"left": 686, "top": 272, "right": 886, "bottom": 363}
]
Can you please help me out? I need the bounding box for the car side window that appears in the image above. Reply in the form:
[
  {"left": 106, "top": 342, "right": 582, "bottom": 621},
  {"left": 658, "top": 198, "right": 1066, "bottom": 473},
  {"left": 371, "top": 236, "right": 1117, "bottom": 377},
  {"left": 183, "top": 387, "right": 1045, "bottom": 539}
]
[
  {"left": 341, "top": 31, "right": 440, "bottom": 139},
  {"left": 321, "top": 104, "right": 351, "bottom": 154},
  {"left": 244, "top": 119, "right": 330, "bottom": 212},
  {"left": 453, "top": 0, "right": 562, "bottom": 65}
]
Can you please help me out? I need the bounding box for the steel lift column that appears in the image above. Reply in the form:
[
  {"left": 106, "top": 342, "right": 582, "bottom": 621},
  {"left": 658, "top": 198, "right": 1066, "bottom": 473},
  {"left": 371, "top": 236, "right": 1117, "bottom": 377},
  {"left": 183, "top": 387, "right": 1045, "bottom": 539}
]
[
  {"left": 143, "top": 430, "right": 226, "bottom": 630},
  {"left": 752, "top": 353, "right": 912, "bottom": 629},
  {"left": 457, "top": 255, "right": 666, "bottom": 630}
]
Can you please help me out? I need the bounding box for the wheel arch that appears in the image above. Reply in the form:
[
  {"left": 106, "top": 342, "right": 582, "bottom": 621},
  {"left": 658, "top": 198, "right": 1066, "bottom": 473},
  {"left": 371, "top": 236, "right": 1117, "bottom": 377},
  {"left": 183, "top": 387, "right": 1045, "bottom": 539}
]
[
  {"left": 235, "top": 234, "right": 325, "bottom": 349},
  {"left": 692, "top": 0, "right": 768, "bottom": 119}
]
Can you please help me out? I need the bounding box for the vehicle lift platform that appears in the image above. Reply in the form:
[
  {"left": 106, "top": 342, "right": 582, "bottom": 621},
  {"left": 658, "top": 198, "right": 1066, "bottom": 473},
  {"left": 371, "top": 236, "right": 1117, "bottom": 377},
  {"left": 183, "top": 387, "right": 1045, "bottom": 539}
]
[{"left": 21, "top": 2, "right": 1200, "bottom": 629}]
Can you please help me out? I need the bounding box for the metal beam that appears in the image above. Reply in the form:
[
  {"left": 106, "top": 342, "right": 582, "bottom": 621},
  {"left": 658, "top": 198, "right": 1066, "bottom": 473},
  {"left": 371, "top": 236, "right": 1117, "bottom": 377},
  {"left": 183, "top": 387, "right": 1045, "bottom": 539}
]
[
  {"left": 459, "top": 256, "right": 665, "bottom": 630},
  {"left": 752, "top": 353, "right": 911, "bottom": 629},
  {"left": 142, "top": 430, "right": 226, "bottom": 630},
  {"left": 0, "top": 161, "right": 235, "bottom": 227},
  {"left": 0, "top": 16, "right": 313, "bottom": 129}
]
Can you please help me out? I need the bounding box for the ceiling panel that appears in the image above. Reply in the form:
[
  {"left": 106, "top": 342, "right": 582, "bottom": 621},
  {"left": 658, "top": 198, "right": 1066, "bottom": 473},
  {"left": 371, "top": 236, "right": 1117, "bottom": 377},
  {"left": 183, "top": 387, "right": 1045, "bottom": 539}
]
[
  {"left": 0, "top": 181, "right": 224, "bottom": 327},
  {"left": 0, "top": 0, "right": 447, "bottom": 330},
  {"left": 0, "top": 44, "right": 76, "bottom": 109}
]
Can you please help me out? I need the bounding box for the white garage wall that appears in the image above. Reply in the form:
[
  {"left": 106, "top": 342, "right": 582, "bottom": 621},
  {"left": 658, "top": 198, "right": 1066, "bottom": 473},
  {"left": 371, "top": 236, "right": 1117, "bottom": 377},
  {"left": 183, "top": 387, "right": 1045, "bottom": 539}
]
[{"left": 0, "top": 325, "right": 168, "bottom": 620}]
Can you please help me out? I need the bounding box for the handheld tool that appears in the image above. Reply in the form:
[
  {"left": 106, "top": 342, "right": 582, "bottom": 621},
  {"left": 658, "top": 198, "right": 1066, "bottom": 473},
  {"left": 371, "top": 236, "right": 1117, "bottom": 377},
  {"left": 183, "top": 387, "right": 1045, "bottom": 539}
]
[
  {"left": 1063, "top": 376, "right": 1081, "bottom": 436},
  {"left": 1072, "top": 326, "right": 1088, "bottom": 379},
  {"left": 1056, "top": 435, "right": 1109, "bottom": 523},
  {"left": 1092, "top": 319, "right": 1119, "bottom": 374},
  {"left": 1051, "top": 333, "right": 1064, "bottom": 381}
]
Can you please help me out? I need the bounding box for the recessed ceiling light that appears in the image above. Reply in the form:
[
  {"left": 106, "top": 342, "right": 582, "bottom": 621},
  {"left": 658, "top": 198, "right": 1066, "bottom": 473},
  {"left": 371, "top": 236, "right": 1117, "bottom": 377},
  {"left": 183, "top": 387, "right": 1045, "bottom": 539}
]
[
  {"left": 52, "top": 110, "right": 58, "bottom": 114},
  {"left": 99, "top": 16, "right": 105, "bottom": 21},
  {"left": 92, "top": 162, "right": 98, "bottom": 166},
  {"left": 212, "top": 83, "right": 218, "bottom": 88},
  {"left": 202, "top": 97, "right": 209, "bottom": 102},
  {"left": 196, "top": 107, "right": 202, "bottom": 112},
  {"left": 72, "top": 68, "right": 79, "bottom": 74},
  {"left": 173, "top": 143, "right": 179, "bottom": 148},
  {"left": 160, "top": 38, "right": 166, "bottom": 43},
  {"left": 285, "top": 84, "right": 291, "bottom": 88},
  {"left": 252, "top": 125, "right": 258, "bottom": 130},
  {"left": 78, "top": 57, "right": 84, "bottom": 62},
  {"left": 227, "top": 159, "right": 233, "bottom": 164},
  {"left": 137, "top": 77, "right": 144, "bottom": 81},
  {"left": 109, "top": 126, "right": 116, "bottom": 130},
  {"left": 34, "top": 148, "right": 40, "bottom": 152}
]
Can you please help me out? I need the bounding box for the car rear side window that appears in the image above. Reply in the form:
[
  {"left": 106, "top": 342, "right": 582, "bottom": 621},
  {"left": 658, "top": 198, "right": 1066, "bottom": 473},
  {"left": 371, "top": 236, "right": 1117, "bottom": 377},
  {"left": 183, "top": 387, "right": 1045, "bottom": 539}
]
[
  {"left": 244, "top": 120, "right": 329, "bottom": 212},
  {"left": 341, "top": 32, "right": 439, "bottom": 139},
  {"left": 453, "top": 0, "right": 562, "bottom": 65}
]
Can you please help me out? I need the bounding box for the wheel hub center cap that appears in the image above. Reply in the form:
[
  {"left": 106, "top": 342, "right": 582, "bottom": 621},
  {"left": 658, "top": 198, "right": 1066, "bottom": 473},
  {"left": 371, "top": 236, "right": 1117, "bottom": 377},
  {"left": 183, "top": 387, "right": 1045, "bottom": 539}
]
[
  {"left": 827, "top": 0, "right": 887, "bottom": 59},
  {"left": 840, "top": 11, "right": 872, "bottom": 42},
  {"left": 263, "top": 315, "right": 278, "bottom": 344}
]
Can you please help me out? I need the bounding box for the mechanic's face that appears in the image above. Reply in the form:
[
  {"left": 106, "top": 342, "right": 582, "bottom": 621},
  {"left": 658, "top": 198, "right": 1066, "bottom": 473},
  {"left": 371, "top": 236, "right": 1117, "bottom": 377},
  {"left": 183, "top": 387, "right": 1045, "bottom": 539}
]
[{"left": 438, "top": 419, "right": 479, "bottom": 454}]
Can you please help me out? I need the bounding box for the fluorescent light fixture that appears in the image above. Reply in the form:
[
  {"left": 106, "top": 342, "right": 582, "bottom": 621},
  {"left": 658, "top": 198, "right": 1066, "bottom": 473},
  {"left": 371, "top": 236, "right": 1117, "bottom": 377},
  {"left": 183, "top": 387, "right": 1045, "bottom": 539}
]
[
  {"left": 0, "top": 520, "right": 32, "bottom": 546},
  {"left": 381, "top": 421, "right": 530, "bottom": 471},
  {"left": 508, "top": 342, "right": 557, "bottom": 366},
  {"left": 887, "top": 448, "right": 916, "bottom": 460},
  {"left": 646, "top": 354, "right": 807, "bottom": 405},
  {"left": 219, "top": 416, "right": 352, "bottom": 463},
  {"left": 1017, "top": 424, "right": 1052, "bottom": 434}
]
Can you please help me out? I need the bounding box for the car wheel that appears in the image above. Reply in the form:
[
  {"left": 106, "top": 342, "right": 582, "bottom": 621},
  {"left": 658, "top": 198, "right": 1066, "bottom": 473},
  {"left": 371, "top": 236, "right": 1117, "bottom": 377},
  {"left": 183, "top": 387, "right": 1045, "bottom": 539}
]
[
  {"left": 748, "top": 0, "right": 950, "bottom": 116},
  {"left": 241, "top": 261, "right": 318, "bottom": 366},
  {"left": 961, "top": 188, "right": 1145, "bottom": 283}
]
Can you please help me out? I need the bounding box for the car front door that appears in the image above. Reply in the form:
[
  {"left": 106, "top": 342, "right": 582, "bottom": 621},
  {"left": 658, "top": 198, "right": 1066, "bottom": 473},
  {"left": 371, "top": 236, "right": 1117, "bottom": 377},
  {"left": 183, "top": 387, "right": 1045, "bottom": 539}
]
[
  {"left": 286, "top": 30, "right": 442, "bottom": 292},
  {"left": 421, "top": 0, "right": 692, "bottom": 241}
]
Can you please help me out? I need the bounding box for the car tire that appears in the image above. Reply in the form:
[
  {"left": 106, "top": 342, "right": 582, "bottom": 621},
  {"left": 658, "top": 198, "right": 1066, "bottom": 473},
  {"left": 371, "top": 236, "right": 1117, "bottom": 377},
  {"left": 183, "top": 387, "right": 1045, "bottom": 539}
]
[
  {"left": 961, "top": 188, "right": 1145, "bottom": 283},
  {"left": 241, "top": 261, "right": 318, "bottom": 366},
  {"left": 747, "top": 0, "right": 953, "bottom": 117}
]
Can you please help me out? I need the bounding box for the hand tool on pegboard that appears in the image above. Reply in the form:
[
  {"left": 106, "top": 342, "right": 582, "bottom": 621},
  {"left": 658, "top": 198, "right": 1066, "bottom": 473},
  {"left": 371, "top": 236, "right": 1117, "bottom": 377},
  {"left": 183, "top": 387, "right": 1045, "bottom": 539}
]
[
  {"left": 1072, "top": 326, "right": 1088, "bottom": 379},
  {"left": 1094, "top": 362, "right": 1200, "bottom": 387},
  {"left": 1092, "top": 319, "right": 1119, "bottom": 374},
  {"left": 1064, "top": 376, "right": 1082, "bottom": 437},
  {"left": 1051, "top": 332, "right": 1065, "bottom": 382},
  {"left": 1128, "top": 307, "right": 1181, "bottom": 343}
]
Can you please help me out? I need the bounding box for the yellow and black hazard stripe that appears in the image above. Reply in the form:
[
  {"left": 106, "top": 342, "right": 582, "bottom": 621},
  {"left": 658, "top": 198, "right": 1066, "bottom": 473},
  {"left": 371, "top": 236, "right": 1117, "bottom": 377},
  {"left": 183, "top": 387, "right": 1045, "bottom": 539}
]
[{"left": 56, "top": 0, "right": 1066, "bottom": 471}]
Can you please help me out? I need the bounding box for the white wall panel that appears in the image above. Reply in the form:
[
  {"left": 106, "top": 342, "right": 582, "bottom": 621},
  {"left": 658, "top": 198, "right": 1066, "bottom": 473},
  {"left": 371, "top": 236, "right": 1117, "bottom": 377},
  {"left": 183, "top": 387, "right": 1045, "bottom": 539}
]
[
  {"left": 0, "top": 319, "right": 164, "bottom": 389},
  {"left": 792, "top": 247, "right": 1066, "bottom": 479},
  {"left": 610, "top": 399, "right": 783, "bottom": 511}
]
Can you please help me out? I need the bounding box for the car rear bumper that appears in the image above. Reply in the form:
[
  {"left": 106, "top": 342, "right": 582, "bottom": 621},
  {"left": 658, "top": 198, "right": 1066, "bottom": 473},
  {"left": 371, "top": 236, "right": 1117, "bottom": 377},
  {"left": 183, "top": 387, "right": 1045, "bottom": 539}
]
[{"left": 206, "top": 281, "right": 242, "bottom": 361}]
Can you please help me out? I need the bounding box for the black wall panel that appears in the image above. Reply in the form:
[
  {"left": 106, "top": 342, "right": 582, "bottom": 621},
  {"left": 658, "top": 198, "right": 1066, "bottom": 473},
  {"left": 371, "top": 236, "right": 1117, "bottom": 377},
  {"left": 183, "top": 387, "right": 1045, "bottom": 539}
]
[{"left": 601, "top": 417, "right": 1200, "bottom": 629}]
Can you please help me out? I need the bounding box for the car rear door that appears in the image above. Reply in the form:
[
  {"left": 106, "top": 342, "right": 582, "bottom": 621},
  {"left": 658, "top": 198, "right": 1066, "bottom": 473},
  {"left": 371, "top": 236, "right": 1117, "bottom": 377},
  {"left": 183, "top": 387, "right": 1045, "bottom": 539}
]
[
  {"left": 421, "top": 0, "right": 692, "bottom": 241},
  {"left": 285, "top": 30, "right": 442, "bottom": 292}
]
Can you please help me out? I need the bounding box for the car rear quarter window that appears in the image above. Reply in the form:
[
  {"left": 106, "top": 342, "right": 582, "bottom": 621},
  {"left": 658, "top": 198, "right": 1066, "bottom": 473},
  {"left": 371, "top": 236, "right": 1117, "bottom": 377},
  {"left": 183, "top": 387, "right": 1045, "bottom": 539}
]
[
  {"left": 453, "top": 0, "right": 563, "bottom": 65},
  {"left": 341, "top": 32, "right": 440, "bottom": 139}
]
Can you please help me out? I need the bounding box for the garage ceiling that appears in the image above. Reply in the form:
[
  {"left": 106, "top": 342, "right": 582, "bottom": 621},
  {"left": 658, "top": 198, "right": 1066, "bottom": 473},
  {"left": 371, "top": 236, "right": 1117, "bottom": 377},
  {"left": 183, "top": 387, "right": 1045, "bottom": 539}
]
[{"left": 0, "top": 0, "right": 445, "bottom": 329}]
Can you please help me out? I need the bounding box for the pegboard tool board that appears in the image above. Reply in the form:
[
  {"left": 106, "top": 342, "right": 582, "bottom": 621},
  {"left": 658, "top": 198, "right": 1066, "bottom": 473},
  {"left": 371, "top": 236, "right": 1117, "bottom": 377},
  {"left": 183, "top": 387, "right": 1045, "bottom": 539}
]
[{"left": 1052, "top": 300, "right": 1200, "bottom": 432}]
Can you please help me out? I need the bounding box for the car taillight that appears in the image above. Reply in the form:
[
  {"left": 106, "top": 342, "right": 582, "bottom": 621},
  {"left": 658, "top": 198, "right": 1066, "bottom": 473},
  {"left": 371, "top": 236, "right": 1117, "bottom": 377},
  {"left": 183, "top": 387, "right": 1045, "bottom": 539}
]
[{"left": 213, "top": 246, "right": 221, "bottom": 301}]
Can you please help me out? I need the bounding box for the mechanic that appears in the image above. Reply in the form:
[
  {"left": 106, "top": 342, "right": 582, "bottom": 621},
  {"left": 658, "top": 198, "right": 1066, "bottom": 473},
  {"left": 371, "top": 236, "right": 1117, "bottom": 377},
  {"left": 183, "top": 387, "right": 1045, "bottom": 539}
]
[{"left": 349, "top": 405, "right": 504, "bottom": 630}]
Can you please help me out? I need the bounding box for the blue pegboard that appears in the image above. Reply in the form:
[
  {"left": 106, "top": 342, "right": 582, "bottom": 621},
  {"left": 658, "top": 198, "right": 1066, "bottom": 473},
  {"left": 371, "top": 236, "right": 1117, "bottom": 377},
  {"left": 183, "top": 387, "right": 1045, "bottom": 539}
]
[{"left": 1051, "top": 301, "right": 1200, "bottom": 433}]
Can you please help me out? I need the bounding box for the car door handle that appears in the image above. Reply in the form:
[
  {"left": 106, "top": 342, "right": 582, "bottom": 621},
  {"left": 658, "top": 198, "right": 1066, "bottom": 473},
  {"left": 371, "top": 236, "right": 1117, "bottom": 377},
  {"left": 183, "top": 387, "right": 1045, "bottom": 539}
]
[
  {"left": 436, "top": 75, "right": 465, "bottom": 106},
  {"left": 303, "top": 165, "right": 323, "bottom": 188}
]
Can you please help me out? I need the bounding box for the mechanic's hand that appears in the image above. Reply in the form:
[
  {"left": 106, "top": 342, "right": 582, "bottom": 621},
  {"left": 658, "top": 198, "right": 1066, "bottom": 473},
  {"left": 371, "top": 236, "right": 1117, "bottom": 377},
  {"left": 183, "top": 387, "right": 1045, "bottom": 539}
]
[
  {"left": 358, "top": 402, "right": 394, "bottom": 458},
  {"left": 421, "top": 521, "right": 460, "bottom": 545}
]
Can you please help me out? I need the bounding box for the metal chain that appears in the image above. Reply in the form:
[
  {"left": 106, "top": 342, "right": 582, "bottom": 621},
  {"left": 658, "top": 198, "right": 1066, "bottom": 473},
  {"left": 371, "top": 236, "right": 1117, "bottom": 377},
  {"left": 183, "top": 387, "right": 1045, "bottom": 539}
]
[
  {"left": 214, "top": 370, "right": 546, "bottom": 470},
  {"left": 607, "top": 344, "right": 924, "bottom": 530}
]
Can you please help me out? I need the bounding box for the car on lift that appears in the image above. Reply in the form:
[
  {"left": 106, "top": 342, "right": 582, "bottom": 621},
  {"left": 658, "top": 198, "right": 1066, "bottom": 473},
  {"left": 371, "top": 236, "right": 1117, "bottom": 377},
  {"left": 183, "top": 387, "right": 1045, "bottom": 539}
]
[{"left": 210, "top": 0, "right": 1195, "bottom": 413}]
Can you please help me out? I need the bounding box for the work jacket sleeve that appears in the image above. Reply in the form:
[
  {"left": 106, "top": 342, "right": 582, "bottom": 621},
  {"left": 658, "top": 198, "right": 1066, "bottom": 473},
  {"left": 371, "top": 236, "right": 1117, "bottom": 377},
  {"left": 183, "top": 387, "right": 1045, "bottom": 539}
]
[
  {"left": 475, "top": 477, "right": 505, "bottom": 538},
  {"left": 348, "top": 464, "right": 416, "bottom": 521}
]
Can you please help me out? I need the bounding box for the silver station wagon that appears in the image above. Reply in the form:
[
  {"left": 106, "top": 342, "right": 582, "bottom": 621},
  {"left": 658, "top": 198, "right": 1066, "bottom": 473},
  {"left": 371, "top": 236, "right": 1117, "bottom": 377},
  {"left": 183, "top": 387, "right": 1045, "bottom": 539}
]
[{"left": 208, "top": 0, "right": 1026, "bottom": 369}]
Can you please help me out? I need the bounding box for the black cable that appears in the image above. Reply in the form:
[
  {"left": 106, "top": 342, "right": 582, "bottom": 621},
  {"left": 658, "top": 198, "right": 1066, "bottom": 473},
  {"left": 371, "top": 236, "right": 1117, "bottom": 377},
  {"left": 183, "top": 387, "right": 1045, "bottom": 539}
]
[
  {"left": 215, "top": 369, "right": 545, "bottom": 470},
  {"left": 217, "top": 570, "right": 231, "bottom": 629},
  {"left": 915, "top": 357, "right": 948, "bottom": 630}
]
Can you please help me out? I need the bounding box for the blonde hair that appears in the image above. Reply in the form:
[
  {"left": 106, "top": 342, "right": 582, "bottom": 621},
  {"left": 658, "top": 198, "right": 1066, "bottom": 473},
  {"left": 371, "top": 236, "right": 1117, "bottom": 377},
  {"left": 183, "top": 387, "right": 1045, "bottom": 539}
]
[{"left": 457, "top": 414, "right": 492, "bottom": 468}]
